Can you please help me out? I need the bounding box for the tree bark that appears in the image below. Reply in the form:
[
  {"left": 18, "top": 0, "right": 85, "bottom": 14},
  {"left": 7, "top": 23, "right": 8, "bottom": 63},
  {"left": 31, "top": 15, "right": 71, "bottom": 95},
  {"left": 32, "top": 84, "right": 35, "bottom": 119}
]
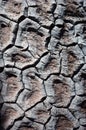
[{"left": 0, "top": 0, "right": 86, "bottom": 130}]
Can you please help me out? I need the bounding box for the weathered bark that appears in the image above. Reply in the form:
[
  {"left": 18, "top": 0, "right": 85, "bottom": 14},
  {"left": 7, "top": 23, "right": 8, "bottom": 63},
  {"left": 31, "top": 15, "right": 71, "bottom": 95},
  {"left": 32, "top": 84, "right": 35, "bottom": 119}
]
[{"left": 0, "top": 0, "right": 86, "bottom": 130}]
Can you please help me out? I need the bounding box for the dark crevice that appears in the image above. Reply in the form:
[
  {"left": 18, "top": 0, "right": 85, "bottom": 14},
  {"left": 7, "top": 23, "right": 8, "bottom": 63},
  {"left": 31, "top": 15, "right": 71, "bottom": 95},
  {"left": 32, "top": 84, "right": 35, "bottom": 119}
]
[
  {"left": 53, "top": 79, "right": 62, "bottom": 84},
  {"left": 78, "top": 100, "right": 86, "bottom": 108},
  {"left": 0, "top": 67, "right": 4, "bottom": 73},
  {"left": 27, "top": 27, "right": 44, "bottom": 37},
  {"left": 16, "top": 102, "right": 25, "bottom": 112},
  {"left": 5, "top": 71, "right": 17, "bottom": 78},
  {"left": 45, "top": 36, "right": 51, "bottom": 48},
  {"left": 44, "top": 116, "right": 51, "bottom": 125},
  {"left": 80, "top": 72, "right": 86, "bottom": 79},
  {"left": 44, "top": 73, "right": 60, "bottom": 81},
  {"left": 61, "top": 73, "right": 72, "bottom": 78},
  {"left": 27, "top": 117, "right": 44, "bottom": 125},
  {"left": 6, "top": 114, "right": 24, "bottom": 130},
  {"left": 45, "top": 23, "right": 55, "bottom": 48},
  {"left": 5, "top": 64, "right": 15, "bottom": 68},
  {"left": 25, "top": 96, "right": 47, "bottom": 112},
  {"left": 67, "top": 96, "right": 75, "bottom": 108},
  {"left": 24, "top": 7, "right": 28, "bottom": 17},
  {"left": 49, "top": 23, "right": 55, "bottom": 34},
  {"left": 2, "top": 44, "right": 14, "bottom": 53},
  {"left": 74, "top": 20, "right": 86, "bottom": 25},
  {"left": 73, "top": 128, "right": 80, "bottom": 130},
  {"left": 72, "top": 63, "right": 84, "bottom": 78},
  {"left": 22, "top": 51, "right": 49, "bottom": 70},
  {"left": 0, "top": 22, "right": 7, "bottom": 28},
  {"left": 28, "top": 16, "right": 40, "bottom": 23},
  {"left": 60, "top": 42, "right": 78, "bottom": 47},
  {"left": 12, "top": 24, "right": 19, "bottom": 45},
  {"left": 47, "top": 3, "right": 56, "bottom": 13},
  {"left": 64, "top": 19, "right": 74, "bottom": 25},
  {"left": 17, "top": 15, "right": 26, "bottom": 24},
  {"left": 0, "top": 14, "right": 17, "bottom": 23},
  {"left": 15, "top": 88, "right": 24, "bottom": 103}
]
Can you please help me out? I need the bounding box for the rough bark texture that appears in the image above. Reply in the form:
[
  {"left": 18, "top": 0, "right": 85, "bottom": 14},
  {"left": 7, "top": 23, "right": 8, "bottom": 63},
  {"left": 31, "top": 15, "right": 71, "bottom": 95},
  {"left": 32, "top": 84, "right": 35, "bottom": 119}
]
[{"left": 0, "top": 0, "right": 86, "bottom": 130}]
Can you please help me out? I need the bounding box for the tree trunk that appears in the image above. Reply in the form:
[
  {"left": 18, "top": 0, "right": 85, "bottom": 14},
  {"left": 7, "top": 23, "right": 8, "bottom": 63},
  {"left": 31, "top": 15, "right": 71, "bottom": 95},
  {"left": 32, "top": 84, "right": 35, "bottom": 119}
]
[{"left": 0, "top": 0, "right": 86, "bottom": 130}]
